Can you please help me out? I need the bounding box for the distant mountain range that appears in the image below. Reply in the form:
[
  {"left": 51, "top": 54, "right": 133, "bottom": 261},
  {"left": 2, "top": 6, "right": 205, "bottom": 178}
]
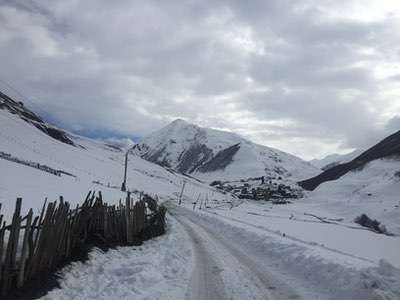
[
  {"left": 2, "top": 89, "right": 399, "bottom": 196},
  {"left": 309, "top": 149, "right": 364, "bottom": 171}
]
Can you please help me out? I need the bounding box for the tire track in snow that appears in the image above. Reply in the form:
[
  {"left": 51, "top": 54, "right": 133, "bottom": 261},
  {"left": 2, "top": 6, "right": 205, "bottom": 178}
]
[
  {"left": 170, "top": 205, "right": 301, "bottom": 300},
  {"left": 177, "top": 215, "right": 227, "bottom": 300}
]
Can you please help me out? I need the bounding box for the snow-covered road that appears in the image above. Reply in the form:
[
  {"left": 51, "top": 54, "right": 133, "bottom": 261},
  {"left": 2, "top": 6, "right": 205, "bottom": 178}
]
[
  {"left": 169, "top": 204, "right": 302, "bottom": 300},
  {"left": 175, "top": 198, "right": 400, "bottom": 300}
]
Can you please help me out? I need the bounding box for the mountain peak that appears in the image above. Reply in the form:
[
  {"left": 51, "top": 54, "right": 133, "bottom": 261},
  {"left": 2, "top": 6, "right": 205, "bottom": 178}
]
[
  {"left": 135, "top": 118, "right": 318, "bottom": 181},
  {"left": 169, "top": 118, "right": 190, "bottom": 126}
]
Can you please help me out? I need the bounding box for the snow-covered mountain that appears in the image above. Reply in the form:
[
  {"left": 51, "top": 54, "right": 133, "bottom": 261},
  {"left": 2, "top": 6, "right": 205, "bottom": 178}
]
[
  {"left": 309, "top": 149, "right": 364, "bottom": 170},
  {"left": 133, "top": 119, "right": 318, "bottom": 182}
]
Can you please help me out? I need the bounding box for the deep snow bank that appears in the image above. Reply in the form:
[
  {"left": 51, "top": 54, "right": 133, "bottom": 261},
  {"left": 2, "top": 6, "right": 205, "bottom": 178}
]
[{"left": 41, "top": 217, "right": 193, "bottom": 300}]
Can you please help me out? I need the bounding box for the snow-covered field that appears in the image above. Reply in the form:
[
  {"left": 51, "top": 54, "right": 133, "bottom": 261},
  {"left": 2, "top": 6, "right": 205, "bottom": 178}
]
[{"left": 307, "top": 158, "right": 400, "bottom": 235}]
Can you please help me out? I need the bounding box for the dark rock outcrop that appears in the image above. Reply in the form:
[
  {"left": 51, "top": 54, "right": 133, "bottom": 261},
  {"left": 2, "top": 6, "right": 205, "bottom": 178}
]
[
  {"left": 0, "top": 91, "right": 75, "bottom": 146},
  {"left": 176, "top": 144, "right": 213, "bottom": 173},
  {"left": 198, "top": 143, "right": 240, "bottom": 173},
  {"left": 142, "top": 146, "right": 171, "bottom": 168}
]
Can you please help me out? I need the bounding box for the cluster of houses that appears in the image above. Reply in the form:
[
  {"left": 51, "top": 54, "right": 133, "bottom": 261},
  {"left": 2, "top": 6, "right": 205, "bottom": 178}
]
[{"left": 211, "top": 176, "right": 303, "bottom": 202}]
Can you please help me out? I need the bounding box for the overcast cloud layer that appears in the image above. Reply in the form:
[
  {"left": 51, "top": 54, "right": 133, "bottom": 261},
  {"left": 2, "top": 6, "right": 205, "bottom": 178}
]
[{"left": 0, "top": 0, "right": 399, "bottom": 159}]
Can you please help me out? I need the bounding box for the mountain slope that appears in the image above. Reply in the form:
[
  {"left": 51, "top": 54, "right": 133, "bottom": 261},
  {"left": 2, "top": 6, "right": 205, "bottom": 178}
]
[
  {"left": 306, "top": 158, "right": 400, "bottom": 232},
  {"left": 299, "top": 130, "right": 400, "bottom": 191},
  {"left": 0, "top": 91, "right": 76, "bottom": 146},
  {"left": 0, "top": 95, "right": 226, "bottom": 221},
  {"left": 133, "top": 119, "right": 318, "bottom": 182}
]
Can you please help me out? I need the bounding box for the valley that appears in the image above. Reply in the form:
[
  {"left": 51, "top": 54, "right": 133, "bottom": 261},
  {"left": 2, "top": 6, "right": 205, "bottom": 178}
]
[{"left": 0, "top": 92, "right": 399, "bottom": 300}]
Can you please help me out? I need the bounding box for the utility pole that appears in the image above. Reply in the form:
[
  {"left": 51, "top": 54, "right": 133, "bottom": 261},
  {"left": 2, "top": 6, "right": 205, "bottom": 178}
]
[
  {"left": 178, "top": 180, "right": 186, "bottom": 205},
  {"left": 121, "top": 151, "right": 128, "bottom": 192}
]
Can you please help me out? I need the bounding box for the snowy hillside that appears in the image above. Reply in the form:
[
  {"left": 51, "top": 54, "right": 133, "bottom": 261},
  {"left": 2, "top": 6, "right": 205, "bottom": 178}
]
[
  {"left": 133, "top": 119, "right": 318, "bottom": 182},
  {"left": 299, "top": 129, "right": 400, "bottom": 236},
  {"left": 310, "top": 149, "right": 364, "bottom": 170},
  {"left": 0, "top": 101, "right": 227, "bottom": 222},
  {"left": 307, "top": 158, "right": 400, "bottom": 235},
  {"left": 300, "top": 129, "right": 400, "bottom": 191}
]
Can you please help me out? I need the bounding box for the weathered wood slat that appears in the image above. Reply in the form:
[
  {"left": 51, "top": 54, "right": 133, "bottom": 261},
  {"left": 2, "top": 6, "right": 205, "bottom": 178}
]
[
  {"left": 17, "top": 209, "right": 32, "bottom": 288},
  {"left": 0, "top": 221, "right": 6, "bottom": 282},
  {"left": 2, "top": 198, "right": 22, "bottom": 295},
  {"left": 125, "top": 192, "right": 132, "bottom": 245}
]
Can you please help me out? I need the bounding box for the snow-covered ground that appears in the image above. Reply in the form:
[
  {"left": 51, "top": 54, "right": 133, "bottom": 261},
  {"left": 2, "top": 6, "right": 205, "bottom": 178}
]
[
  {"left": 1, "top": 104, "right": 399, "bottom": 299},
  {"left": 45, "top": 195, "right": 400, "bottom": 300},
  {"left": 307, "top": 158, "right": 400, "bottom": 235},
  {"left": 186, "top": 200, "right": 400, "bottom": 266},
  {"left": 42, "top": 217, "right": 193, "bottom": 300},
  {"left": 163, "top": 157, "right": 400, "bottom": 299},
  {"left": 174, "top": 197, "right": 400, "bottom": 299}
]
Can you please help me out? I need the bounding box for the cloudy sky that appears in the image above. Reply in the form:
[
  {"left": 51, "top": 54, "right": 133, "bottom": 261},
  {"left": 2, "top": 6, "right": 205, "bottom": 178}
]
[{"left": 0, "top": 0, "right": 399, "bottom": 160}]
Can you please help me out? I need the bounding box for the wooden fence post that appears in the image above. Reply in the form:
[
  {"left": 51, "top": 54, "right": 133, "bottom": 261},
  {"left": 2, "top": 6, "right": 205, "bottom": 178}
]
[
  {"left": 178, "top": 181, "right": 186, "bottom": 205},
  {"left": 2, "top": 197, "right": 22, "bottom": 295},
  {"left": 193, "top": 194, "right": 201, "bottom": 210},
  {"left": 0, "top": 219, "right": 5, "bottom": 283},
  {"left": 17, "top": 208, "right": 33, "bottom": 288},
  {"left": 125, "top": 192, "right": 132, "bottom": 245}
]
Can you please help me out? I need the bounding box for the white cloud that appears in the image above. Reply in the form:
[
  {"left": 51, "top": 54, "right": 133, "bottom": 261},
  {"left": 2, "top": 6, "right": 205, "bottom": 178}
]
[{"left": 0, "top": 0, "right": 399, "bottom": 159}]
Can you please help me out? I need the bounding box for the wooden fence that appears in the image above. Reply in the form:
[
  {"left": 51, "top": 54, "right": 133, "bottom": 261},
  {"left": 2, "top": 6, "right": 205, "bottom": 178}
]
[
  {"left": 0, "top": 151, "right": 76, "bottom": 178},
  {"left": 0, "top": 191, "right": 167, "bottom": 297}
]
